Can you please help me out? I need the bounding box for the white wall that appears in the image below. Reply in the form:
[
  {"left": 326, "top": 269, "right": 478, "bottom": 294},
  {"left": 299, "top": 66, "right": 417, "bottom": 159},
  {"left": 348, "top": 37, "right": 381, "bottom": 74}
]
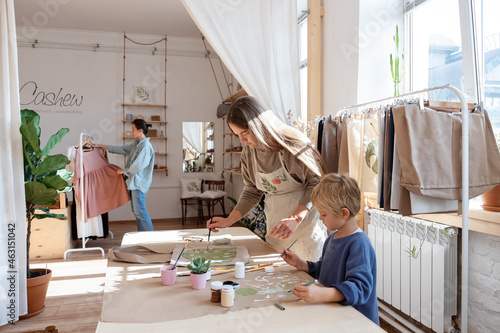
[
  {"left": 17, "top": 28, "right": 235, "bottom": 221},
  {"left": 322, "top": 0, "right": 359, "bottom": 115},
  {"left": 322, "top": 0, "right": 402, "bottom": 115},
  {"left": 469, "top": 231, "right": 500, "bottom": 333}
]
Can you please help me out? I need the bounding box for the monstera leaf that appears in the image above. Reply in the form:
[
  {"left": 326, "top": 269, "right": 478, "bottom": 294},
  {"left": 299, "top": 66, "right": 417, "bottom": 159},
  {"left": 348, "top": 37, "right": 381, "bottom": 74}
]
[
  {"left": 136, "top": 86, "right": 150, "bottom": 101},
  {"left": 365, "top": 140, "right": 378, "bottom": 174}
]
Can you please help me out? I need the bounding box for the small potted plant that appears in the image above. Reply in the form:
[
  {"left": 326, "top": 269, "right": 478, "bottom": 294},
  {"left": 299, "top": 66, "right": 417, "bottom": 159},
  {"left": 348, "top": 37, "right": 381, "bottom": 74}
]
[{"left": 187, "top": 257, "right": 211, "bottom": 289}]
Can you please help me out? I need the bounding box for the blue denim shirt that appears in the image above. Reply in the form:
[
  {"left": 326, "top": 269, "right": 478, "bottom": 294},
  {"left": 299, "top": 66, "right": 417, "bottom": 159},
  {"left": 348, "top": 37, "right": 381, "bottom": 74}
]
[{"left": 108, "top": 138, "right": 154, "bottom": 193}]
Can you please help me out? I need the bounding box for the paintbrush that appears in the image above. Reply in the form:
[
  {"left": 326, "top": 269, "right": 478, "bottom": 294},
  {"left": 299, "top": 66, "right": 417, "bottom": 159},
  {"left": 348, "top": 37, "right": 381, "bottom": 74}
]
[
  {"left": 287, "top": 279, "right": 318, "bottom": 292},
  {"left": 207, "top": 208, "right": 214, "bottom": 248},
  {"left": 171, "top": 241, "right": 188, "bottom": 270},
  {"left": 280, "top": 238, "right": 298, "bottom": 257}
]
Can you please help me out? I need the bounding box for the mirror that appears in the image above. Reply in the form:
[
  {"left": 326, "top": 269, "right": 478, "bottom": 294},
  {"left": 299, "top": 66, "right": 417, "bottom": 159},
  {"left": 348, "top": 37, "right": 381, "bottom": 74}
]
[{"left": 182, "top": 122, "right": 214, "bottom": 172}]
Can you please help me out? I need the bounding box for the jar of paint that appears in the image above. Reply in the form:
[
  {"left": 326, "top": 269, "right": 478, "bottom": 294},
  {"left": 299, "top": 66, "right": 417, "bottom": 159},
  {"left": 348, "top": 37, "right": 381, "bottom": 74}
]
[
  {"left": 210, "top": 281, "right": 222, "bottom": 303},
  {"left": 235, "top": 262, "right": 245, "bottom": 279},
  {"left": 221, "top": 285, "right": 234, "bottom": 307}
]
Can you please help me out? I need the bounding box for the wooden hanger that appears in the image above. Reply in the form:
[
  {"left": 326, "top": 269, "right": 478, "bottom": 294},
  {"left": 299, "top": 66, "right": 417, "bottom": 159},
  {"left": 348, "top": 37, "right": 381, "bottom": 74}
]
[
  {"left": 81, "top": 139, "right": 94, "bottom": 151},
  {"left": 424, "top": 100, "right": 475, "bottom": 113}
]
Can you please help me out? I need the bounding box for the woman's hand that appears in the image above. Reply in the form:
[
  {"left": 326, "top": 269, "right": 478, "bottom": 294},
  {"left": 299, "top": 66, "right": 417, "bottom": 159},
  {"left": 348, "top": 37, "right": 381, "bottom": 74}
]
[
  {"left": 92, "top": 143, "right": 108, "bottom": 150},
  {"left": 269, "top": 216, "right": 300, "bottom": 240},
  {"left": 207, "top": 209, "right": 242, "bottom": 232}
]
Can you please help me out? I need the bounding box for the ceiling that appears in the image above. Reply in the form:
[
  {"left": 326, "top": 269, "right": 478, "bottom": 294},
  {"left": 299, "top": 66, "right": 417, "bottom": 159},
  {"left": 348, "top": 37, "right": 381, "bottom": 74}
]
[
  {"left": 14, "top": 0, "right": 308, "bottom": 38},
  {"left": 14, "top": 0, "right": 202, "bottom": 38}
]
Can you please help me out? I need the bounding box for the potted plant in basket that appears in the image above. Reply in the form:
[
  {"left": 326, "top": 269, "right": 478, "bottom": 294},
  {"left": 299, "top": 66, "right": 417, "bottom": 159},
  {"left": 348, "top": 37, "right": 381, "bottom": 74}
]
[
  {"left": 20, "top": 109, "right": 71, "bottom": 318},
  {"left": 481, "top": 132, "right": 500, "bottom": 211},
  {"left": 187, "top": 257, "right": 211, "bottom": 289},
  {"left": 480, "top": 132, "right": 500, "bottom": 211}
]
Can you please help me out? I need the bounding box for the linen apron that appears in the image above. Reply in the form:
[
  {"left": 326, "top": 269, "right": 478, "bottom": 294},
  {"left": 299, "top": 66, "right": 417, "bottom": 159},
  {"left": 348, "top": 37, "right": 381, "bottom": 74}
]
[{"left": 253, "top": 151, "right": 326, "bottom": 261}]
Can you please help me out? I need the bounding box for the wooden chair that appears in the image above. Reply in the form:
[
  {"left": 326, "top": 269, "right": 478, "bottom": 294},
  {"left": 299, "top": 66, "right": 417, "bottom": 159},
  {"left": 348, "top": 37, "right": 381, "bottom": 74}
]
[
  {"left": 180, "top": 180, "right": 204, "bottom": 226},
  {"left": 198, "top": 180, "right": 226, "bottom": 219}
]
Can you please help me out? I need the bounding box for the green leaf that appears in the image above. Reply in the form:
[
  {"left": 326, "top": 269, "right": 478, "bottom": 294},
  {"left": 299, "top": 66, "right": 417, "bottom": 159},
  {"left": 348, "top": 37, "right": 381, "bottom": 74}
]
[
  {"left": 25, "top": 181, "right": 58, "bottom": 206},
  {"left": 57, "top": 169, "right": 74, "bottom": 181},
  {"left": 136, "top": 86, "right": 150, "bottom": 101},
  {"left": 20, "top": 109, "right": 41, "bottom": 137},
  {"left": 40, "top": 128, "right": 69, "bottom": 158},
  {"left": 34, "top": 212, "right": 67, "bottom": 220},
  {"left": 32, "top": 154, "right": 69, "bottom": 176},
  {"left": 39, "top": 174, "right": 69, "bottom": 191},
  {"left": 20, "top": 116, "right": 41, "bottom": 155},
  {"left": 365, "top": 140, "right": 378, "bottom": 174}
]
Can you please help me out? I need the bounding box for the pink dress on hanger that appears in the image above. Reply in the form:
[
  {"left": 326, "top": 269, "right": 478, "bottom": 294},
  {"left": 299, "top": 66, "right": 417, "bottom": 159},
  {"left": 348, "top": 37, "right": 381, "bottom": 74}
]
[{"left": 74, "top": 148, "right": 130, "bottom": 220}]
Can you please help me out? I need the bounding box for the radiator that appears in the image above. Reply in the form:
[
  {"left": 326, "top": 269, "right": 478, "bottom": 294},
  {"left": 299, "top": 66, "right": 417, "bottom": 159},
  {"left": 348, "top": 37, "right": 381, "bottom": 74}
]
[{"left": 366, "top": 208, "right": 458, "bottom": 332}]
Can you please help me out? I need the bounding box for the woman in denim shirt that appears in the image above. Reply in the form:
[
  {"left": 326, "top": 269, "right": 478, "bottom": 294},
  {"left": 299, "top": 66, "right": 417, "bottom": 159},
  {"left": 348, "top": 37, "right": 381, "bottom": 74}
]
[{"left": 95, "top": 119, "right": 155, "bottom": 231}]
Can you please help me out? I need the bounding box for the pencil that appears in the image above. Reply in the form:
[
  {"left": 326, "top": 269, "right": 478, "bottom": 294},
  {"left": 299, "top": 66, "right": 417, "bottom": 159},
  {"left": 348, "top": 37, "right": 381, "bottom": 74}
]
[
  {"left": 214, "top": 263, "right": 272, "bottom": 271},
  {"left": 280, "top": 238, "right": 298, "bottom": 257},
  {"left": 171, "top": 241, "right": 188, "bottom": 270},
  {"left": 274, "top": 302, "right": 285, "bottom": 311}
]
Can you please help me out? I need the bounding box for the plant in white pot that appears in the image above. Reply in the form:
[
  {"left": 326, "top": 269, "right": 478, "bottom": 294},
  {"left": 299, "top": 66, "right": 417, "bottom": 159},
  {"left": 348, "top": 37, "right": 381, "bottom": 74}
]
[
  {"left": 481, "top": 132, "right": 500, "bottom": 211},
  {"left": 20, "top": 109, "right": 71, "bottom": 318},
  {"left": 187, "top": 257, "right": 211, "bottom": 289}
]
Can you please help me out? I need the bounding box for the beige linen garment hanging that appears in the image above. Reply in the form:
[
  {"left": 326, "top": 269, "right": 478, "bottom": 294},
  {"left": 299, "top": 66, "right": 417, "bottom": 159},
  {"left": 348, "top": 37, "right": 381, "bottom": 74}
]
[
  {"left": 393, "top": 104, "right": 500, "bottom": 200},
  {"left": 253, "top": 151, "right": 326, "bottom": 262},
  {"left": 346, "top": 112, "right": 379, "bottom": 193}
]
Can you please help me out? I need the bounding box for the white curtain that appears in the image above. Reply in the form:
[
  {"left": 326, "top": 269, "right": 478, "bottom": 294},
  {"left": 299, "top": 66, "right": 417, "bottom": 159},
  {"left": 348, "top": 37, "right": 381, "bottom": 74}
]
[
  {"left": 183, "top": 122, "right": 203, "bottom": 154},
  {"left": 182, "top": 0, "right": 301, "bottom": 123},
  {"left": 0, "top": 0, "right": 28, "bottom": 324}
]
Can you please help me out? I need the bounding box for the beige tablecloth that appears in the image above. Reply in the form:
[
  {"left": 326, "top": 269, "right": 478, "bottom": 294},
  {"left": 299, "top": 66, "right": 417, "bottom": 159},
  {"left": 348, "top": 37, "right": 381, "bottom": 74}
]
[{"left": 98, "top": 227, "right": 384, "bottom": 332}]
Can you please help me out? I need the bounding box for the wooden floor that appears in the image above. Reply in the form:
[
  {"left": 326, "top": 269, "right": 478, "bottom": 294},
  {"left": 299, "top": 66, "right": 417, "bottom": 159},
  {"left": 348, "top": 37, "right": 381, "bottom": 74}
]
[{"left": 0, "top": 218, "right": 205, "bottom": 333}]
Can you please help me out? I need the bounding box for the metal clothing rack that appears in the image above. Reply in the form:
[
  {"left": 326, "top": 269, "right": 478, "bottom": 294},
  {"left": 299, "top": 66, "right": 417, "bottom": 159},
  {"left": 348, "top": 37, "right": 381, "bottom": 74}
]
[
  {"left": 64, "top": 132, "right": 105, "bottom": 259},
  {"left": 336, "top": 84, "right": 470, "bottom": 332}
]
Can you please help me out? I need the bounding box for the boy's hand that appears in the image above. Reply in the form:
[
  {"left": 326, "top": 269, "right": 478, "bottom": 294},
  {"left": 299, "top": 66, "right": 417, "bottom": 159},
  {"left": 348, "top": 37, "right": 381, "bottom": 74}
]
[
  {"left": 282, "top": 249, "right": 308, "bottom": 272},
  {"left": 291, "top": 284, "right": 323, "bottom": 303}
]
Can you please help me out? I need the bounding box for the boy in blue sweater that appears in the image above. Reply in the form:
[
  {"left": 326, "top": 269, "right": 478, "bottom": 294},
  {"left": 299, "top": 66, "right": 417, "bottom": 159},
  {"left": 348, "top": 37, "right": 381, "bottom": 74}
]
[{"left": 283, "top": 173, "right": 379, "bottom": 325}]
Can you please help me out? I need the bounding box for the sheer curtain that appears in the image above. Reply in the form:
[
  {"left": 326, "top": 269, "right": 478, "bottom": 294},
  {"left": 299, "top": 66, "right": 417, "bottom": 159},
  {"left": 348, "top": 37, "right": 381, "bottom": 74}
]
[
  {"left": 183, "top": 122, "right": 203, "bottom": 154},
  {"left": 182, "top": 0, "right": 301, "bottom": 123},
  {"left": 0, "top": 0, "right": 28, "bottom": 324}
]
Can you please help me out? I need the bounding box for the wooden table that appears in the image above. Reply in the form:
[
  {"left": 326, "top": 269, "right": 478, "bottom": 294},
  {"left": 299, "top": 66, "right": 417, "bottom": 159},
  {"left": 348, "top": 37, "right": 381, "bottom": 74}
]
[{"left": 96, "top": 227, "right": 384, "bottom": 332}]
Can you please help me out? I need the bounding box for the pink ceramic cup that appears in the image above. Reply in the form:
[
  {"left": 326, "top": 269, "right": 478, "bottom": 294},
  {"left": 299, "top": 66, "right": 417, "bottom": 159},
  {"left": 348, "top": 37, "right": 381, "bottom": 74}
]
[{"left": 161, "top": 265, "right": 177, "bottom": 286}]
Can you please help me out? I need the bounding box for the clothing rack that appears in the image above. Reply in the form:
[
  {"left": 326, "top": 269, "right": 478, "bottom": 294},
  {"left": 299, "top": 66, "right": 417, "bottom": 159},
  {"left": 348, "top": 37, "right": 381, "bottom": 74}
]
[
  {"left": 64, "top": 132, "right": 105, "bottom": 259},
  {"left": 336, "top": 84, "right": 470, "bottom": 333}
]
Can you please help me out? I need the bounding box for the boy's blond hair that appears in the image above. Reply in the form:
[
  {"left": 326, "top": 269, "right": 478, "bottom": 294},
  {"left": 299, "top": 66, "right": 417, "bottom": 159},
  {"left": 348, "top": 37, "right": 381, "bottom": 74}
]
[{"left": 311, "top": 173, "right": 361, "bottom": 218}]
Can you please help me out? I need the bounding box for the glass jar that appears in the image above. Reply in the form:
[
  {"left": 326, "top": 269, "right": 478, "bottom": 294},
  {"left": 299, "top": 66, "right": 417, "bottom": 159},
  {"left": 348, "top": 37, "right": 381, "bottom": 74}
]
[
  {"left": 221, "top": 285, "right": 234, "bottom": 307},
  {"left": 211, "top": 281, "right": 222, "bottom": 303}
]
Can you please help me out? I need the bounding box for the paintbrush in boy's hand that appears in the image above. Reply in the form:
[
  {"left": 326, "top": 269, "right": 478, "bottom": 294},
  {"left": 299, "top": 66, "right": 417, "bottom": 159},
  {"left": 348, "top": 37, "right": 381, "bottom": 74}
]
[{"left": 280, "top": 238, "right": 298, "bottom": 257}]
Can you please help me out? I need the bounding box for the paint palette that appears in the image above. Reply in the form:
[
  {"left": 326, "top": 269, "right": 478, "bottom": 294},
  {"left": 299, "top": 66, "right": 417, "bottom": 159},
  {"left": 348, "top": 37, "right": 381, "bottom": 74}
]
[{"left": 170, "top": 245, "right": 249, "bottom": 266}]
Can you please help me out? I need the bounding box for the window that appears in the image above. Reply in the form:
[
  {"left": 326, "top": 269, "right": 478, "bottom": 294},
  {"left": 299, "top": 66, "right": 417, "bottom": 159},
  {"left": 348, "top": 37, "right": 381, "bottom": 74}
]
[
  {"left": 406, "top": 0, "right": 500, "bottom": 135},
  {"left": 481, "top": 0, "right": 500, "bottom": 135},
  {"left": 298, "top": 15, "right": 308, "bottom": 121},
  {"left": 406, "top": 0, "right": 462, "bottom": 101}
]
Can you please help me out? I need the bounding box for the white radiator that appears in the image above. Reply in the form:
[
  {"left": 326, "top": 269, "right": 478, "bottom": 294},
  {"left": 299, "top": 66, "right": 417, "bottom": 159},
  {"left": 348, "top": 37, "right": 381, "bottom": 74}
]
[{"left": 366, "top": 209, "right": 458, "bottom": 332}]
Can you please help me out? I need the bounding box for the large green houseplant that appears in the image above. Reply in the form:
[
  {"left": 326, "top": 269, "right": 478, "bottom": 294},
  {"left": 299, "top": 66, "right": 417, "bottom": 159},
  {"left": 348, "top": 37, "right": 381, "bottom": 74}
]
[
  {"left": 20, "top": 109, "right": 71, "bottom": 318},
  {"left": 20, "top": 109, "right": 71, "bottom": 277}
]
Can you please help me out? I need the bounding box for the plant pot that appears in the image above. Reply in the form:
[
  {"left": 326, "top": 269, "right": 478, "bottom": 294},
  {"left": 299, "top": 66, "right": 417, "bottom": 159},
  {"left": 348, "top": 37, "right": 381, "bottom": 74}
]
[
  {"left": 20, "top": 269, "right": 52, "bottom": 319},
  {"left": 481, "top": 184, "right": 500, "bottom": 212},
  {"left": 190, "top": 272, "right": 208, "bottom": 289},
  {"left": 160, "top": 265, "right": 177, "bottom": 286}
]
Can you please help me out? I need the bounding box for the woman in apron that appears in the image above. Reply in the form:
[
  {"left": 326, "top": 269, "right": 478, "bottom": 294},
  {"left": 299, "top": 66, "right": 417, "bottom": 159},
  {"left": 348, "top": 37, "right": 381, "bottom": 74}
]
[{"left": 208, "top": 96, "right": 327, "bottom": 261}]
